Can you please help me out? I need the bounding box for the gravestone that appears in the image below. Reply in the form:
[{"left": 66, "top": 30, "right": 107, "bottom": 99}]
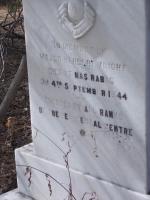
[{"left": 1, "top": 0, "right": 150, "bottom": 200}]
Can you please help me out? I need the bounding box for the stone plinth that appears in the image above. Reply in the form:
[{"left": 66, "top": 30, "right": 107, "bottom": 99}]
[
  {"left": 13, "top": 144, "right": 150, "bottom": 200},
  {"left": 0, "top": 189, "right": 33, "bottom": 200}
]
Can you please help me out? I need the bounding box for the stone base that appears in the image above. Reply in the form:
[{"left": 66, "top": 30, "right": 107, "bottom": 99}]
[
  {"left": 13, "top": 143, "right": 150, "bottom": 200},
  {"left": 0, "top": 189, "right": 33, "bottom": 200}
]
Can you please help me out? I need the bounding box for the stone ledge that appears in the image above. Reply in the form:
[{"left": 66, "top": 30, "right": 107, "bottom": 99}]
[
  {"left": 0, "top": 189, "right": 33, "bottom": 200},
  {"left": 14, "top": 144, "right": 150, "bottom": 200}
]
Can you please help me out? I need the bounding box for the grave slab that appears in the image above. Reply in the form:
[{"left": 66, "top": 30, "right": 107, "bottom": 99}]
[
  {"left": 0, "top": 189, "right": 33, "bottom": 200},
  {"left": 15, "top": 144, "right": 150, "bottom": 200},
  {"left": 23, "top": 0, "right": 150, "bottom": 194}
]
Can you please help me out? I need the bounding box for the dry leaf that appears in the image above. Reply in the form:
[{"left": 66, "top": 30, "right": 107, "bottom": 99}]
[{"left": 5, "top": 117, "right": 16, "bottom": 129}]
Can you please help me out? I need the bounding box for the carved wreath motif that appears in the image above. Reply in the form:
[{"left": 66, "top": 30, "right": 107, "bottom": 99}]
[{"left": 57, "top": 1, "right": 96, "bottom": 39}]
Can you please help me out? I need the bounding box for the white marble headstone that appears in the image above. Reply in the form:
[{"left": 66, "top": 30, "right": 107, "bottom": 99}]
[{"left": 23, "top": 0, "right": 150, "bottom": 194}]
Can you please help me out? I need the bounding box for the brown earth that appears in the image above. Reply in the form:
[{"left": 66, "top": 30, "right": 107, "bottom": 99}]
[{"left": 0, "top": 6, "right": 32, "bottom": 194}]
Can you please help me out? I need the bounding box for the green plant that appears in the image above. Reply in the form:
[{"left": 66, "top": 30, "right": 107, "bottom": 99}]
[{"left": 7, "top": 0, "right": 22, "bottom": 18}]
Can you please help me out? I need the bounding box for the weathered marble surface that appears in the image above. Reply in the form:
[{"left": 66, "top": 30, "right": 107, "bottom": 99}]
[
  {"left": 23, "top": 0, "right": 150, "bottom": 194},
  {"left": 15, "top": 144, "right": 150, "bottom": 200},
  {"left": 0, "top": 190, "right": 33, "bottom": 200}
]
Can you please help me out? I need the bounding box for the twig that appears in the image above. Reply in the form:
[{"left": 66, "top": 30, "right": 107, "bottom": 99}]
[
  {"left": 0, "top": 55, "right": 27, "bottom": 119},
  {"left": 17, "top": 165, "right": 77, "bottom": 200}
]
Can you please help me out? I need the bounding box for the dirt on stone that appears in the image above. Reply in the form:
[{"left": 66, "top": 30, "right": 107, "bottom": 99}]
[{"left": 0, "top": 6, "right": 32, "bottom": 194}]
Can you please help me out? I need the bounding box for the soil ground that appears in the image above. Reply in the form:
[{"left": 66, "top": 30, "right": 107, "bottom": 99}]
[{"left": 0, "top": 6, "right": 31, "bottom": 194}]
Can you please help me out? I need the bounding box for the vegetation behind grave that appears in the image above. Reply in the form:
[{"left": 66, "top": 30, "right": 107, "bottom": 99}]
[{"left": 0, "top": 0, "right": 32, "bottom": 194}]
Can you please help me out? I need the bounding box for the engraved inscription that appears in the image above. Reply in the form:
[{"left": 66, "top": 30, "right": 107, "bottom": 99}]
[{"left": 36, "top": 39, "right": 132, "bottom": 148}]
